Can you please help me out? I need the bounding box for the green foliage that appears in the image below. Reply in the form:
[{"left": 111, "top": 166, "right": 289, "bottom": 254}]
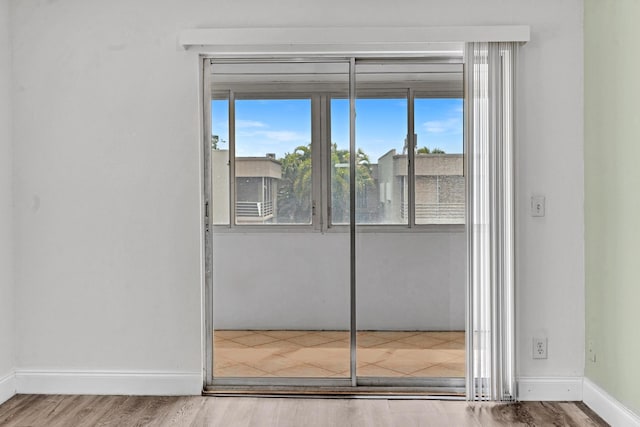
[
  {"left": 417, "top": 146, "right": 445, "bottom": 154},
  {"left": 330, "top": 143, "right": 374, "bottom": 224},
  {"left": 278, "top": 145, "right": 312, "bottom": 222},
  {"left": 211, "top": 135, "right": 226, "bottom": 150},
  {"left": 276, "top": 143, "right": 375, "bottom": 223}
]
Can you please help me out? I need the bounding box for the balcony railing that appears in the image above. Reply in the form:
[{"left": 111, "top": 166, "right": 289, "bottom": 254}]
[
  {"left": 401, "top": 203, "right": 465, "bottom": 224},
  {"left": 236, "top": 200, "right": 274, "bottom": 218}
]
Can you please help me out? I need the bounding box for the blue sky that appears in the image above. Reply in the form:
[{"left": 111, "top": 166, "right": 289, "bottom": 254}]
[{"left": 212, "top": 98, "right": 463, "bottom": 160}]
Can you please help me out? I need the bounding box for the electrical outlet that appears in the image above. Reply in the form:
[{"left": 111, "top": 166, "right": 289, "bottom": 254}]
[
  {"left": 533, "top": 337, "right": 547, "bottom": 359},
  {"left": 531, "top": 196, "right": 545, "bottom": 217}
]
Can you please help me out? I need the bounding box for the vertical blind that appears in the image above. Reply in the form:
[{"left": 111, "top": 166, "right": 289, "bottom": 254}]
[{"left": 465, "top": 42, "right": 516, "bottom": 401}]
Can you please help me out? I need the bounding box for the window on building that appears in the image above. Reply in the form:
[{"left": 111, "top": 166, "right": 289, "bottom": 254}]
[
  {"left": 414, "top": 97, "right": 464, "bottom": 225},
  {"left": 235, "top": 98, "right": 312, "bottom": 224}
]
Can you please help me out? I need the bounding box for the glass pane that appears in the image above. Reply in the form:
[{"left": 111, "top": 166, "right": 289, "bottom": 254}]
[
  {"left": 235, "top": 99, "right": 312, "bottom": 225},
  {"left": 330, "top": 98, "right": 350, "bottom": 225},
  {"left": 331, "top": 97, "right": 408, "bottom": 225},
  {"left": 414, "top": 98, "right": 465, "bottom": 225},
  {"left": 356, "top": 98, "right": 408, "bottom": 225},
  {"left": 355, "top": 62, "right": 466, "bottom": 380},
  {"left": 211, "top": 98, "right": 230, "bottom": 225},
  {"left": 210, "top": 61, "right": 351, "bottom": 379}
]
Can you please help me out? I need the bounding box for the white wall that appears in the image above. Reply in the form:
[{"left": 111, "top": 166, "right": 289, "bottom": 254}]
[
  {"left": 214, "top": 232, "right": 465, "bottom": 330},
  {"left": 9, "top": 0, "right": 584, "bottom": 392},
  {"left": 514, "top": 2, "right": 584, "bottom": 379},
  {"left": 0, "top": 0, "right": 15, "bottom": 402}
]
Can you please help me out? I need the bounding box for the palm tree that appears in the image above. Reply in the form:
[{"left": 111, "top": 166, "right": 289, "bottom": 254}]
[
  {"left": 276, "top": 143, "right": 375, "bottom": 223},
  {"left": 330, "top": 144, "right": 375, "bottom": 223},
  {"left": 278, "top": 145, "right": 312, "bottom": 222}
]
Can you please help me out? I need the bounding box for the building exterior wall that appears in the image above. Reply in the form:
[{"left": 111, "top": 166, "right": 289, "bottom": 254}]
[{"left": 378, "top": 153, "right": 464, "bottom": 224}]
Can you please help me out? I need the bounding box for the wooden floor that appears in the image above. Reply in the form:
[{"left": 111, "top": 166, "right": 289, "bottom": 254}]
[{"left": 0, "top": 394, "right": 608, "bottom": 426}]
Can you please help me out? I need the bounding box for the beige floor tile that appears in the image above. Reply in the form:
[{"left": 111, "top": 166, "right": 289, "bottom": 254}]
[
  {"left": 396, "top": 334, "right": 448, "bottom": 348},
  {"left": 310, "top": 339, "right": 350, "bottom": 350},
  {"left": 213, "top": 330, "right": 466, "bottom": 379},
  {"left": 285, "top": 347, "right": 350, "bottom": 362},
  {"left": 361, "top": 331, "right": 422, "bottom": 340},
  {"left": 310, "top": 361, "right": 351, "bottom": 374},
  {"left": 215, "top": 348, "right": 248, "bottom": 361},
  {"left": 419, "top": 349, "right": 460, "bottom": 364},
  {"left": 357, "top": 359, "right": 373, "bottom": 368},
  {"left": 215, "top": 363, "right": 267, "bottom": 377},
  {"left": 448, "top": 354, "right": 466, "bottom": 364},
  {"left": 375, "top": 358, "right": 435, "bottom": 375},
  {"left": 216, "top": 347, "right": 278, "bottom": 364},
  {"left": 259, "top": 330, "right": 309, "bottom": 340},
  {"left": 252, "top": 340, "right": 304, "bottom": 355},
  {"left": 436, "top": 349, "right": 465, "bottom": 359},
  {"left": 214, "top": 340, "right": 249, "bottom": 349},
  {"left": 244, "top": 354, "right": 303, "bottom": 373},
  {"left": 356, "top": 334, "right": 392, "bottom": 348},
  {"left": 424, "top": 331, "right": 465, "bottom": 341},
  {"left": 375, "top": 349, "right": 455, "bottom": 374},
  {"left": 285, "top": 348, "right": 350, "bottom": 373},
  {"left": 272, "top": 364, "right": 335, "bottom": 377},
  {"left": 315, "top": 331, "right": 350, "bottom": 340},
  {"left": 286, "top": 333, "right": 341, "bottom": 347},
  {"left": 368, "top": 339, "right": 420, "bottom": 350},
  {"left": 357, "top": 364, "right": 405, "bottom": 377},
  {"left": 215, "top": 330, "right": 256, "bottom": 340},
  {"left": 431, "top": 340, "right": 466, "bottom": 350},
  {"left": 411, "top": 362, "right": 465, "bottom": 377},
  {"left": 357, "top": 348, "right": 393, "bottom": 364},
  {"left": 213, "top": 356, "right": 239, "bottom": 370},
  {"left": 230, "top": 333, "right": 281, "bottom": 347}
]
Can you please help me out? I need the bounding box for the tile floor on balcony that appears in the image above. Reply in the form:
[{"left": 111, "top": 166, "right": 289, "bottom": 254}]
[{"left": 213, "top": 330, "right": 465, "bottom": 378}]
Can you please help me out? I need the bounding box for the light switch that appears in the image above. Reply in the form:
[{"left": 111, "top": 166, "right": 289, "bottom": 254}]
[{"left": 531, "top": 196, "right": 545, "bottom": 217}]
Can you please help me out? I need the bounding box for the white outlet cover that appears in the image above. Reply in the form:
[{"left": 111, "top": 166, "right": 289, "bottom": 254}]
[
  {"left": 531, "top": 196, "right": 545, "bottom": 217},
  {"left": 533, "top": 337, "right": 548, "bottom": 359}
]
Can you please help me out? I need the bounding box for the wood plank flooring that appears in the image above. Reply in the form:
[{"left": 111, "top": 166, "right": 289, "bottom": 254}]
[{"left": 0, "top": 394, "right": 608, "bottom": 426}]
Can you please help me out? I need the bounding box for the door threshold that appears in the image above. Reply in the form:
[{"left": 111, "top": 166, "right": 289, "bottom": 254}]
[{"left": 203, "top": 385, "right": 465, "bottom": 399}]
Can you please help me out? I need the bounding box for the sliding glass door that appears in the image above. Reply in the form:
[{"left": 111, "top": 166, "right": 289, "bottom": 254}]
[
  {"left": 208, "top": 61, "right": 352, "bottom": 384},
  {"left": 204, "top": 56, "right": 469, "bottom": 392},
  {"left": 353, "top": 62, "right": 465, "bottom": 386}
]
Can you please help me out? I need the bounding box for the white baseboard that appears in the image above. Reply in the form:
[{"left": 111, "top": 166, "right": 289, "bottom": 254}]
[
  {"left": 14, "top": 370, "right": 202, "bottom": 396},
  {"left": 0, "top": 371, "right": 16, "bottom": 405},
  {"left": 583, "top": 378, "right": 640, "bottom": 427},
  {"left": 517, "top": 377, "right": 583, "bottom": 401}
]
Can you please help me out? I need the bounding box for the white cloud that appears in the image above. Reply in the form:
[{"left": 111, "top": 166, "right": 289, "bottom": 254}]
[
  {"left": 423, "top": 118, "right": 461, "bottom": 134},
  {"left": 236, "top": 120, "right": 267, "bottom": 128},
  {"left": 257, "top": 130, "right": 305, "bottom": 142}
]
